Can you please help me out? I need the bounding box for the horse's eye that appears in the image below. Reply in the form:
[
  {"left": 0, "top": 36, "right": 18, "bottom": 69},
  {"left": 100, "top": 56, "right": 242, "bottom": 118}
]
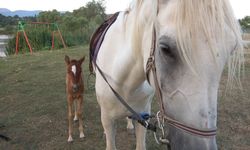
[{"left": 160, "top": 44, "right": 174, "bottom": 58}]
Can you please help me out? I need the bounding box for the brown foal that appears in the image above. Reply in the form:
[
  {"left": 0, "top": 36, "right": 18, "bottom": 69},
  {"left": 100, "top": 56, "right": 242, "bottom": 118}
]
[{"left": 65, "top": 55, "right": 85, "bottom": 142}]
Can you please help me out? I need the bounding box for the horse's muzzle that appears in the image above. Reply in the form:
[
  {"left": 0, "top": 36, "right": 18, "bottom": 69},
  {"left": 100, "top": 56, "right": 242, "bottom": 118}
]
[
  {"left": 168, "top": 127, "right": 217, "bottom": 150},
  {"left": 72, "top": 84, "right": 79, "bottom": 93}
]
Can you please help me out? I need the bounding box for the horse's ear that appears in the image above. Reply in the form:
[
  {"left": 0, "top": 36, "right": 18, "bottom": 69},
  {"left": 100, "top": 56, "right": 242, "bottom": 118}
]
[
  {"left": 79, "top": 56, "right": 85, "bottom": 64},
  {"left": 65, "top": 55, "right": 70, "bottom": 65}
]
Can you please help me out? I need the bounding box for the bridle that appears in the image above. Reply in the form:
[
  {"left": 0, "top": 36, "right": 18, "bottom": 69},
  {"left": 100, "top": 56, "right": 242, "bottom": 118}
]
[
  {"left": 94, "top": 1, "right": 217, "bottom": 145},
  {"left": 145, "top": 26, "right": 217, "bottom": 138}
]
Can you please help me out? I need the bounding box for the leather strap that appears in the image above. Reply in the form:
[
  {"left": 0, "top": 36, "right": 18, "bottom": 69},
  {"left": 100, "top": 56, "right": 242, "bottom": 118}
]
[
  {"left": 146, "top": 27, "right": 217, "bottom": 138},
  {"left": 96, "top": 63, "right": 156, "bottom": 132}
]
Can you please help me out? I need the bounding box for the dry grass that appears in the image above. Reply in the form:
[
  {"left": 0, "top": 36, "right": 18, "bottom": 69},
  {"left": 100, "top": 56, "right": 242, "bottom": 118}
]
[
  {"left": 0, "top": 46, "right": 249, "bottom": 149},
  {"left": 246, "top": 49, "right": 250, "bottom": 64},
  {"left": 243, "top": 33, "right": 250, "bottom": 41},
  {"left": 217, "top": 47, "right": 250, "bottom": 150}
]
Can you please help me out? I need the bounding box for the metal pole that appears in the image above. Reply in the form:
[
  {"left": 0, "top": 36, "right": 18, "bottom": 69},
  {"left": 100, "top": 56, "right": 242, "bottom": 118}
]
[
  {"left": 16, "top": 21, "right": 33, "bottom": 54},
  {"left": 23, "top": 30, "right": 33, "bottom": 54},
  {"left": 51, "top": 31, "right": 55, "bottom": 49},
  {"left": 15, "top": 32, "right": 20, "bottom": 54},
  {"left": 54, "top": 23, "right": 66, "bottom": 48}
]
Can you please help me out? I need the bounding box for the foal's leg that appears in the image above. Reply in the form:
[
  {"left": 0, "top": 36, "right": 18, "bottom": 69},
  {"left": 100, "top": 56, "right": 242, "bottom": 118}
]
[
  {"left": 126, "top": 117, "right": 134, "bottom": 134},
  {"left": 74, "top": 101, "right": 78, "bottom": 121},
  {"left": 135, "top": 121, "right": 147, "bottom": 150},
  {"left": 67, "top": 96, "right": 74, "bottom": 142},
  {"left": 101, "top": 112, "right": 116, "bottom": 150},
  {"left": 126, "top": 117, "right": 134, "bottom": 130},
  {"left": 77, "top": 96, "right": 85, "bottom": 138}
]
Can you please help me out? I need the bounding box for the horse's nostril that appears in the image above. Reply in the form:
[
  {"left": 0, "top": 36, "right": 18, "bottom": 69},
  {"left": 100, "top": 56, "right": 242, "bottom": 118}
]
[{"left": 72, "top": 84, "right": 78, "bottom": 92}]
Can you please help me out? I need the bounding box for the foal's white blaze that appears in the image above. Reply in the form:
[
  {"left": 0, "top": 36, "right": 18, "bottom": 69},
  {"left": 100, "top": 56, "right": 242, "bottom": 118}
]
[{"left": 71, "top": 65, "right": 76, "bottom": 75}]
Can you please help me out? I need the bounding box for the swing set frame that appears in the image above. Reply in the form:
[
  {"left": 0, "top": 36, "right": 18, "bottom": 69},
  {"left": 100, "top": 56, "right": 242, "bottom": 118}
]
[{"left": 15, "top": 21, "right": 67, "bottom": 55}]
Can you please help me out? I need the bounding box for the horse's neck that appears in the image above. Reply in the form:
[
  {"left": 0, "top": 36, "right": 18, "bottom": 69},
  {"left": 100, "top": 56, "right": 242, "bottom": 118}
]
[
  {"left": 111, "top": 41, "right": 145, "bottom": 93},
  {"left": 118, "top": 14, "right": 148, "bottom": 91},
  {"left": 98, "top": 13, "right": 147, "bottom": 93}
]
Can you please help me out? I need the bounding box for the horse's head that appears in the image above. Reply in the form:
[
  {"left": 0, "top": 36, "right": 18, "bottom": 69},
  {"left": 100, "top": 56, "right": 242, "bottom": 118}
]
[
  {"left": 136, "top": 0, "right": 244, "bottom": 149},
  {"left": 65, "top": 55, "right": 85, "bottom": 93}
]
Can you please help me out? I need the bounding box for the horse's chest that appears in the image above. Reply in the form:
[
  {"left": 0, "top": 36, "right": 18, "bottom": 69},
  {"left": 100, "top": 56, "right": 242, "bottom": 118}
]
[{"left": 127, "top": 85, "right": 153, "bottom": 103}]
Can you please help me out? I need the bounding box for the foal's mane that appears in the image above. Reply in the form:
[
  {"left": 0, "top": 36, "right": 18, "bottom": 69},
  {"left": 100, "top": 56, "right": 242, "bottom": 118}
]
[{"left": 126, "top": 0, "right": 244, "bottom": 89}]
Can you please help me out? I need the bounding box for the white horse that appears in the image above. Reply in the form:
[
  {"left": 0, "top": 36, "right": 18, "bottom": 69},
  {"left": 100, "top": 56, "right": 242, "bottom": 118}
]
[{"left": 89, "top": 0, "right": 244, "bottom": 149}]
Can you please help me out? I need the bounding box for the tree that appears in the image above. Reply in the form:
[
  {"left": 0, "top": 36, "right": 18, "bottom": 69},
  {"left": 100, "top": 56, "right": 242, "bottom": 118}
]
[
  {"left": 6, "top": 0, "right": 107, "bottom": 54},
  {"left": 239, "top": 16, "right": 250, "bottom": 33},
  {"left": 73, "top": 0, "right": 106, "bottom": 21},
  {"left": 37, "top": 10, "right": 61, "bottom": 23}
]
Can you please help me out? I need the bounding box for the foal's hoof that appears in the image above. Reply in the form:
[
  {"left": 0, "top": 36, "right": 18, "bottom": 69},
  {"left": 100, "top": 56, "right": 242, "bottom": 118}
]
[
  {"left": 73, "top": 116, "right": 78, "bottom": 121},
  {"left": 80, "top": 133, "right": 85, "bottom": 138},
  {"left": 67, "top": 136, "right": 73, "bottom": 142}
]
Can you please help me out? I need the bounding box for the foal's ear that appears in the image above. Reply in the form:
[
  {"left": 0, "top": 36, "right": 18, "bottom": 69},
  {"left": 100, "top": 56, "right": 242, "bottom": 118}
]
[
  {"left": 65, "top": 55, "right": 70, "bottom": 65},
  {"left": 79, "top": 56, "right": 85, "bottom": 64}
]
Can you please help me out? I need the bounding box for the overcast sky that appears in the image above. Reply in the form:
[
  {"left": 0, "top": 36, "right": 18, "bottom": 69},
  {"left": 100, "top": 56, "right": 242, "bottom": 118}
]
[{"left": 0, "top": 0, "right": 249, "bottom": 19}]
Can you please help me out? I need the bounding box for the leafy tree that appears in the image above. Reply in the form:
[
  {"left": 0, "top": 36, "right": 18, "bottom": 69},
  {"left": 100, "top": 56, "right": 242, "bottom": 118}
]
[
  {"left": 37, "top": 9, "right": 61, "bottom": 23},
  {"left": 0, "top": 14, "right": 19, "bottom": 27},
  {"left": 0, "top": 14, "right": 24, "bottom": 34},
  {"left": 239, "top": 16, "right": 250, "bottom": 32},
  {"left": 6, "top": 0, "right": 107, "bottom": 54},
  {"left": 73, "top": 0, "right": 106, "bottom": 21}
]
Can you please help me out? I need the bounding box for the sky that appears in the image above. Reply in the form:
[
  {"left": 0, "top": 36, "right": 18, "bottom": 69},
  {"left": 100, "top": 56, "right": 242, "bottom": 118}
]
[{"left": 0, "top": 0, "right": 249, "bottom": 19}]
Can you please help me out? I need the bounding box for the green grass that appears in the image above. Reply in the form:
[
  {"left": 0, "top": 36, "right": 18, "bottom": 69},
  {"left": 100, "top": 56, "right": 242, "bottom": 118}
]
[
  {"left": 0, "top": 47, "right": 164, "bottom": 150},
  {"left": 0, "top": 47, "right": 249, "bottom": 149}
]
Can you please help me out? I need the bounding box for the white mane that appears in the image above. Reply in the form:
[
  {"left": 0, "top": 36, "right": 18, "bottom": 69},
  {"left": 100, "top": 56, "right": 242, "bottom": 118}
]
[
  {"left": 174, "top": 0, "right": 244, "bottom": 90},
  {"left": 126, "top": 0, "right": 244, "bottom": 89}
]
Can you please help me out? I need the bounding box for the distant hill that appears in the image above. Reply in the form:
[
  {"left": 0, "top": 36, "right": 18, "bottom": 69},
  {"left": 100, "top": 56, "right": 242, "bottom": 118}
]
[{"left": 0, "top": 8, "right": 41, "bottom": 17}]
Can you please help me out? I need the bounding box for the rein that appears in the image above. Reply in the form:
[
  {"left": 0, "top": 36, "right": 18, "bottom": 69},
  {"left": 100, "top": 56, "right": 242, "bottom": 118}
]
[
  {"left": 90, "top": 12, "right": 157, "bottom": 132},
  {"left": 146, "top": 27, "right": 217, "bottom": 138},
  {"left": 95, "top": 64, "right": 156, "bottom": 132}
]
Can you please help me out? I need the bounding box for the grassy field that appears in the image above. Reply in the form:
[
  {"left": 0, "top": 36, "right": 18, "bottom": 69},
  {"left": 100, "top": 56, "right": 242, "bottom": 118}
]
[{"left": 0, "top": 46, "right": 249, "bottom": 150}]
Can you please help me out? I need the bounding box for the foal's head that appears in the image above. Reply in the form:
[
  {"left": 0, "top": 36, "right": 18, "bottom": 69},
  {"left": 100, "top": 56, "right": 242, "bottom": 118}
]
[{"left": 65, "top": 55, "right": 85, "bottom": 93}]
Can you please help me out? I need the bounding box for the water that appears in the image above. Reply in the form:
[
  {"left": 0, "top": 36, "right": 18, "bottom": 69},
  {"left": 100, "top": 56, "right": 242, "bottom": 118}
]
[{"left": 0, "top": 35, "right": 13, "bottom": 57}]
